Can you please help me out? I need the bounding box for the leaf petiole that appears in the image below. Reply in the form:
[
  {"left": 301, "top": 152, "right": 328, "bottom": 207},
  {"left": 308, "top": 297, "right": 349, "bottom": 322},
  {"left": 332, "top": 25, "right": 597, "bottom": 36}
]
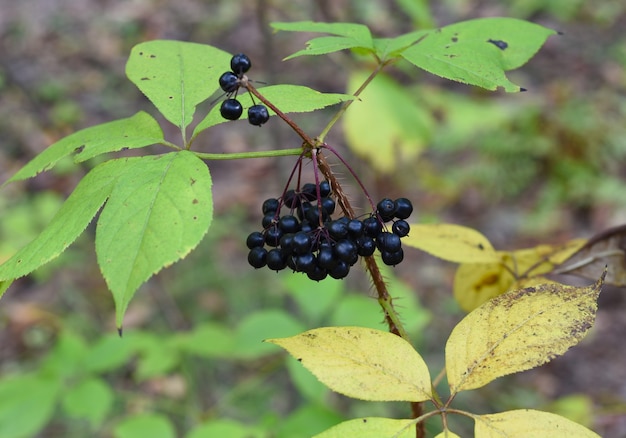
[{"left": 193, "top": 148, "right": 303, "bottom": 161}]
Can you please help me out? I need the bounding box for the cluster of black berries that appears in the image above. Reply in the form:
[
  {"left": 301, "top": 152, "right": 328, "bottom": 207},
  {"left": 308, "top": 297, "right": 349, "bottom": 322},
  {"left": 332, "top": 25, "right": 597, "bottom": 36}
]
[
  {"left": 246, "top": 182, "right": 413, "bottom": 281},
  {"left": 218, "top": 53, "right": 269, "bottom": 126}
]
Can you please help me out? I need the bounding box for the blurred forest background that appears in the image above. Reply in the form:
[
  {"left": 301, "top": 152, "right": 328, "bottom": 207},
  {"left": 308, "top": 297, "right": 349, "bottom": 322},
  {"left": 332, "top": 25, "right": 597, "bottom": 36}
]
[{"left": 1, "top": 0, "right": 626, "bottom": 437}]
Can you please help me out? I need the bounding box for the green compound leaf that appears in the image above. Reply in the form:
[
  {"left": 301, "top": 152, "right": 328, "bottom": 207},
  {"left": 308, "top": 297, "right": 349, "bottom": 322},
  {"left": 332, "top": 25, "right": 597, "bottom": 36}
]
[
  {"left": 271, "top": 21, "right": 374, "bottom": 59},
  {"left": 62, "top": 377, "right": 113, "bottom": 429},
  {"left": 95, "top": 151, "right": 212, "bottom": 328},
  {"left": 314, "top": 417, "right": 416, "bottom": 438},
  {"left": 193, "top": 85, "right": 352, "bottom": 138},
  {"left": 126, "top": 40, "right": 231, "bottom": 130},
  {"left": 401, "top": 17, "right": 557, "bottom": 92},
  {"left": 0, "top": 159, "right": 131, "bottom": 283},
  {"left": 5, "top": 111, "right": 163, "bottom": 184}
]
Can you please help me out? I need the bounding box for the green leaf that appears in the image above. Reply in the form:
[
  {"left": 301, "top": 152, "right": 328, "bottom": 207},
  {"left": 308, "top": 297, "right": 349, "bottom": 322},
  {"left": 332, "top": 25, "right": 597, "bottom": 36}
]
[
  {"left": 271, "top": 21, "right": 374, "bottom": 59},
  {"left": 343, "top": 71, "right": 433, "bottom": 173},
  {"left": 278, "top": 404, "right": 344, "bottom": 438},
  {"left": 126, "top": 40, "right": 231, "bottom": 131},
  {"left": 401, "top": 18, "right": 557, "bottom": 91},
  {"left": 313, "top": 417, "right": 416, "bottom": 438},
  {"left": 373, "top": 31, "right": 429, "bottom": 60},
  {"left": 114, "top": 413, "right": 176, "bottom": 438},
  {"left": 95, "top": 151, "right": 213, "bottom": 328},
  {"left": 268, "top": 327, "right": 432, "bottom": 402},
  {"left": 0, "top": 374, "right": 60, "bottom": 438},
  {"left": 62, "top": 378, "right": 114, "bottom": 428},
  {"left": 193, "top": 85, "right": 353, "bottom": 138},
  {"left": 83, "top": 333, "right": 138, "bottom": 373},
  {"left": 186, "top": 419, "right": 265, "bottom": 438},
  {"left": 171, "top": 322, "right": 235, "bottom": 358},
  {"left": 232, "top": 310, "right": 305, "bottom": 360},
  {"left": 0, "top": 158, "right": 130, "bottom": 282},
  {"left": 283, "top": 275, "right": 344, "bottom": 324},
  {"left": 5, "top": 111, "right": 163, "bottom": 184}
]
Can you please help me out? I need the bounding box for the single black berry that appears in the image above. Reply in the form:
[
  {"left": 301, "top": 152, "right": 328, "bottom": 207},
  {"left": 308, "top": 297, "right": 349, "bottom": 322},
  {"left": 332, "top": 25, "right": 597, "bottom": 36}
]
[
  {"left": 319, "top": 180, "right": 331, "bottom": 198},
  {"left": 394, "top": 198, "right": 413, "bottom": 220},
  {"left": 294, "top": 253, "right": 316, "bottom": 273},
  {"left": 377, "top": 198, "right": 397, "bottom": 222},
  {"left": 363, "top": 216, "right": 383, "bottom": 237},
  {"left": 220, "top": 98, "right": 243, "bottom": 120},
  {"left": 267, "top": 248, "right": 288, "bottom": 271},
  {"left": 262, "top": 198, "right": 280, "bottom": 215},
  {"left": 292, "top": 231, "right": 311, "bottom": 255},
  {"left": 381, "top": 248, "right": 404, "bottom": 266},
  {"left": 392, "top": 220, "right": 410, "bottom": 237},
  {"left": 279, "top": 215, "right": 300, "bottom": 233},
  {"left": 307, "top": 265, "right": 328, "bottom": 282},
  {"left": 328, "top": 220, "right": 349, "bottom": 240},
  {"left": 248, "top": 247, "right": 267, "bottom": 268},
  {"left": 320, "top": 197, "right": 336, "bottom": 215},
  {"left": 246, "top": 231, "right": 265, "bottom": 249},
  {"left": 301, "top": 183, "right": 317, "bottom": 200},
  {"left": 334, "top": 239, "right": 358, "bottom": 265},
  {"left": 356, "top": 235, "right": 376, "bottom": 257},
  {"left": 262, "top": 214, "right": 277, "bottom": 229},
  {"left": 347, "top": 219, "right": 364, "bottom": 237},
  {"left": 219, "top": 71, "right": 239, "bottom": 93},
  {"left": 230, "top": 53, "right": 251, "bottom": 75},
  {"left": 248, "top": 104, "right": 270, "bottom": 126},
  {"left": 376, "top": 232, "right": 402, "bottom": 253},
  {"left": 317, "top": 246, "right": 338, "bottom": 270},
  {"left": 265, "top": 226, "right": 283, "bottom": 247},
  {"left": 329, "top": 260, "right": 350, "bottom": 279},
  {"left": 283, "top": 189, "right": 299, "bottom": 208}
]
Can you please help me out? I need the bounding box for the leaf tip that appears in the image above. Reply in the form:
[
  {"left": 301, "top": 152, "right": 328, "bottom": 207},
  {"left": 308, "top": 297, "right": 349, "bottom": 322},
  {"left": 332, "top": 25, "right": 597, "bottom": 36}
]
[
  {"left": 117, "top": 326, "right": 123, "bottom": 338},
  {"left": 520, "top": 87, "right": 528, "bottom": 92}
]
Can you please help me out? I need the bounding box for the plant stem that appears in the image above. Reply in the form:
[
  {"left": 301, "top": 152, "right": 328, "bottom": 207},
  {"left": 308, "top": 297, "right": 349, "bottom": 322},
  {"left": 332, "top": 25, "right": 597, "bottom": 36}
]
[
  {"left": 317, "top": 61, "right": 389, "bottom": 143},
  {"left": 193, "top": 148, "right": 302, "bottom": 161}
]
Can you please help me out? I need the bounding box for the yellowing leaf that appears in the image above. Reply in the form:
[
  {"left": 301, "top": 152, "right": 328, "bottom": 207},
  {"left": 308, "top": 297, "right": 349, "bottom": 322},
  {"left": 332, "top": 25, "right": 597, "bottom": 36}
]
[
  {"left": 474, "top": 409, "right": 600, "bottom": 437},
  {"left": 454, "top": 239, "right": 587, "bottom": 312},
  {"left": 313, "top": 418, "right": 415, "bottom": 438},
  {"left": 434, "top": 430, "right": 461, "bottom": 438},
  {"left": 403, "top": 224, "right": 499, "bottom": 263},
  {"left": 446, "top": 272, "right": 605, "bottom": 393},
  {"left": 266, "top": 327, "right": 432, "bottom": 402}
]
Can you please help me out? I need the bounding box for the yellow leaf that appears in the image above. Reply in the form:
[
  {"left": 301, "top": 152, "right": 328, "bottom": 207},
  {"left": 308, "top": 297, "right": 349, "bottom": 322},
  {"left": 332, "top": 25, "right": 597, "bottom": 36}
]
[
  {"left": 313, "top": 417, "right": 416, "bottom": 438},
  {"left": 266, "top": 327, "right": 432, "bottom": 402},
  {"left": 446, "top": 272, "right": 605, "bottom": 393},
  {"left": 474, "top": 409, "right": 600, "bottom": 437},
  {"left": 403, "top": 224, "right": 499, "bottom": 263},
  {"left": 454, "top": 239, "right": 587, "bottom": 312},
  {"left": 434, "top": 429, "right": 462, "bottom": 438}
]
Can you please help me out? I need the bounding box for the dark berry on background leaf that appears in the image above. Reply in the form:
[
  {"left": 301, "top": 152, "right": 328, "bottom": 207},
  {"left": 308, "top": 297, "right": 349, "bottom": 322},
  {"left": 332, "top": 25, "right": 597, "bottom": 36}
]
[
  {"left": 219, "top": 71, "right": 239, "bottom": 93},
  {"left": 392, "top": 220, "right": 410, "bottom": 237},
  {"left": 248, "top": 247, "right": 267, "bottom": 268},
  {"left": 394, "top": 198, "right": 413, "bottom": 219},
  {"left": 230, "top": 53, "right": 251, "bottom": 75},
  {"left": 248, "top": 104, "right": 270, "bottom": 126},
  {"left": 307, "top": 266, "right": 328, "bottom": 282},
  {"left": 246, "top": 231, "right": 265, "bottom": 249},
  {"left": 377, "top": 198, "right": 396, "bottom": 221},
  {"left": 220, "top": 98, "right": 243, "bottom": 120}
]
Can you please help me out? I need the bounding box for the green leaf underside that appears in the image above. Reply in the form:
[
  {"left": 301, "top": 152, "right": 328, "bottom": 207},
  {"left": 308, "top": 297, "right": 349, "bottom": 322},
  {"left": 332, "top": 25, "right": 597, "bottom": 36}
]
[
  {"left": 193, "top": 85, "right": 353, "bottom": 137},
  {"left": 401, "top": 17, "right": 557, "bottom": 91},
  {"left": 126, "top": 40, "right": 231, "bottom": 129},
  {"left": 314, "top": 417, "right": 416, "bottom": 438},
  {"left": 95, "top": 151, "right": 213, "bottom": 327},
  {"left": 5, "top": 111, "right": 163, "bottom": 184},
  {"left": 0, "top": 159, "right": 130, "bottom": 282},
  {"left": 271, "top": 21, "right": 374, "bottom": 59}
]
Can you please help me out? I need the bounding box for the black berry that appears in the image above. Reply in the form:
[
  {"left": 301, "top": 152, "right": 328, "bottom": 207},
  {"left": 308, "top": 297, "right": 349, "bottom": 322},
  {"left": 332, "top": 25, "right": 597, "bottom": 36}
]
[
  {"left": 377, "top": 198, "right": 396, "bottom": 222},
  {"left": 248, "top": 104, "right": 270, "bottom": 126},
  {"left": 246, "top": 231, "right": 265, "bottom": 249},
  {"left": 267, "top": 249, "right": 288, "bottom": 271},
  {"left": 363, "top": 216, "right": 383, "bottom": 237},
  {"left": 262, "top": 198, "right": 280, "bottom": 215},
  {"left": 393, "top": 198, "right": 413, "bottom": 220},
  {"left": 220, "top": 98, "right": 243, "bottom": 120},
  {"left": 376, "top": 232, "right": 402, "bottom": 253},
  {"left": 319, "top": 180, "right": 331, "bottom": 198},
  {"left": 248, "top": 247, "right": 267, "bottom": 268},
  {"left": 219, "top": 71, "right": 239, "bottom": 93},
  {"left": 230, "top": 53, "right": 251, "bottom": 75},
  {"left": 392, "top": 220, "right": 410, "bottom": 237},
  {"left": 381, "top": 248, "right": 404, "bottom": 266}
]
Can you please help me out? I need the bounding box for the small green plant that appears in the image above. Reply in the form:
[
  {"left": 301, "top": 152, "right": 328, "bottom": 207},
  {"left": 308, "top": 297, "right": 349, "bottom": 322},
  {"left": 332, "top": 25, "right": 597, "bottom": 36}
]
[{"left": 0, "top": 15, "right": 617, "bottom": 437}]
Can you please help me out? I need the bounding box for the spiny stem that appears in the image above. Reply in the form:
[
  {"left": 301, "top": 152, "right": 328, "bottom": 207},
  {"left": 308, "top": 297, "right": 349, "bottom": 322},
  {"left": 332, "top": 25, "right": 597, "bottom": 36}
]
[{"left": 193, "top": 148, "right": 302, "bottom": 161}]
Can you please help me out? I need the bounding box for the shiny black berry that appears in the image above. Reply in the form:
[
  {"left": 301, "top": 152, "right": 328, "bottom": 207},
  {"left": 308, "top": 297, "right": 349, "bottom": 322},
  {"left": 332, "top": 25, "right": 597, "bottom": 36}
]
[
  {"left": 230, "top": 53, "right": 251, "bottom": 75},
  {"left": 262, "top": 198, "right": 280, "bottom": 215},
  {"left": 248, "top": 247, "right": 267, "bottom": 268},
  {"left": 320, "top": 197, "right": 336, "bottom": 215},
  {"left": 376, "top": 232, "right": 402, "bottom": 253},
  {"left": 334, "top": 239, "right": 358, "bottom": 265},
  {"left": 220, "top": 98, "right": 243, "bottom": 120},
  {"left": 356, "top": 235, "right": 376, "bottom": 257},
  {"left": 246, "top": 231, "right": 265, "bottom": 249},
  {"left": 381, "top": 248, "right": 404, "bottom": 266},
  {"left": 329, "top": 260, "right": 350, "bottom": 279},
  {"left": 394, "top": 198, "right": 413, "bottom": 220},
  {"left": 377, "top": 198, "right": 396, "bottom": 222},
  {"left": 267, "top": 248, "right": 287, "bottom": 271},
  {"left": 319, "top": 180, "right": 331, "bottom": 198},
  {"left": 219, "top": 71, "right": 239, "bottom": 93},
  {"left": 279, "top": 215, "right": 300, "bottom": 233},
  {"left": 392, "top": 220, "right": 410, "bottom": 237},
  {"left": 363, "top": 216, "right": 383, "bottom": 237},
  {"left": 248, "top": 104, "right": 270, "bottom": 126},
  {"left": 307, "top": 265, "right": 328, "bottom": 282}
]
